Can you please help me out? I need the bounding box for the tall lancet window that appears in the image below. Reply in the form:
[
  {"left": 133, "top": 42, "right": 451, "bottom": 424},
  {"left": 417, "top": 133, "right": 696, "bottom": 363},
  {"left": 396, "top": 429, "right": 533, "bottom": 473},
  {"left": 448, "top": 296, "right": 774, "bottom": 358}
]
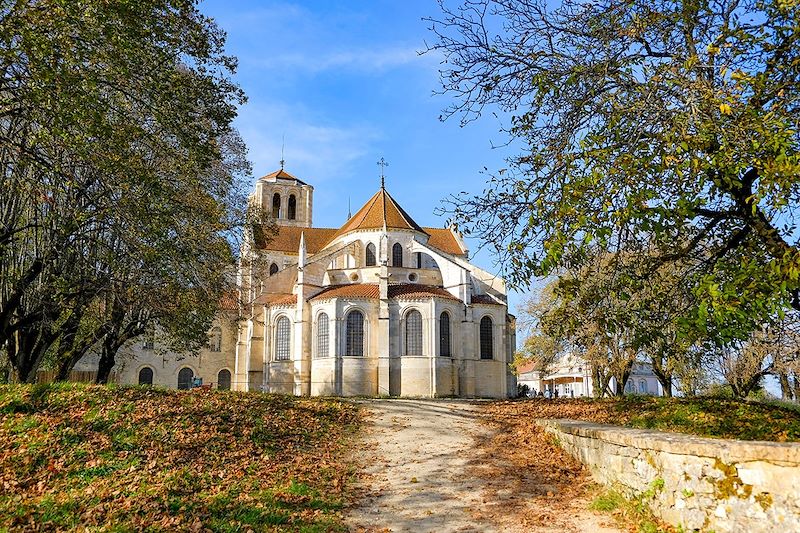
[
  {"left": 405, "top": 310, "right": 422, "bottom": 355},
  {"left": 272, "top": 193, "right": 281, "bottom": 218},
  {"left": 288, "top": 194, "right": 297, "bottom": 220},
  {"left": 275, "top": 316, "right": 291, "bottom": 361},
  {"left": 345, "top": 310, "right": 364, "bottom": 356},
  {"left": 479, "top": 316, "right": 494, "bottom": 359},
  {"left": 316, "top": 313, "right": 329, "bottom": 358},
  {"left": 392, "top": 243, "right": 403, "bottom": 267},
  {"left": 365, "top": 243, "right": 376, "bottom": 266},
  {"left": 439, "top": 312, "right": 451, "bottom": 356}
]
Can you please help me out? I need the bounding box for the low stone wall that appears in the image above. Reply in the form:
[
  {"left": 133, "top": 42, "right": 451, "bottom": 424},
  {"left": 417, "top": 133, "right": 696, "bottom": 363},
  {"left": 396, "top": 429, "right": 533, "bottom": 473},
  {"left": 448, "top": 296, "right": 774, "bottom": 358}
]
[{"left": 538, "top": 419, "right": 800, "bottom": 532}]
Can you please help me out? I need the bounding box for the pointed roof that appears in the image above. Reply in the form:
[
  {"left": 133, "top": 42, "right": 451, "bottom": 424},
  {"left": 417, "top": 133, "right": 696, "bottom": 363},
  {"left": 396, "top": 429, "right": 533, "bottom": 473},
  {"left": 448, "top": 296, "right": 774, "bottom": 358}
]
[
  {"left": 332, "top": 188, "right": 425, "bottom": 239},
  {"left": 259, "top": 168, "right": 308, "bottom": 185}
]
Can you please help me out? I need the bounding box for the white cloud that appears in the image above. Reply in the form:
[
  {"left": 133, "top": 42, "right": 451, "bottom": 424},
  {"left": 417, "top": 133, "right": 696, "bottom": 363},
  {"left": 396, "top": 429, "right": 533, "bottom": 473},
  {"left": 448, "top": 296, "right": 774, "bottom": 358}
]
[{"left": 233, "top": 102, "right": 381, "bottom": 185}]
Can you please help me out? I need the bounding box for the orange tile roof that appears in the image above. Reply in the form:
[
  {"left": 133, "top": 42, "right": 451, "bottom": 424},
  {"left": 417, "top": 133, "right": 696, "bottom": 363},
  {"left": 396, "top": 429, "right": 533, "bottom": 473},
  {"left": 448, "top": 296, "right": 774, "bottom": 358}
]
[
  {"left": 255, "top": 225, "right": 338, "bottom": 253},
  {"left": 423, "top": 227, "right": 466, "bottom": 256},
  {"left": 219, "top": 291, "right": 239, "bottom": 311},
  {"left": 309, "top": 283, "right": 460, "bottom": 302},
  {"left": 472, "top": 294, "right": 503, "bottom": 305},
  {"left": 253, "top": 293, "right": 297, "bottom": 306},
  {"left": 259, "top": 168, "right": 308, "bottom": 185},
  {"left": 310, "top": 284, "right": 380, "bottom": 301},
  {"left": 516, "top": 361, "right": 537, "bottom": 375},
  {"left": 389, "top": 284, "right": 460, "bottom": 301},
  {"left": 332, "top": 188, "right": 425, "bottom": 239}
]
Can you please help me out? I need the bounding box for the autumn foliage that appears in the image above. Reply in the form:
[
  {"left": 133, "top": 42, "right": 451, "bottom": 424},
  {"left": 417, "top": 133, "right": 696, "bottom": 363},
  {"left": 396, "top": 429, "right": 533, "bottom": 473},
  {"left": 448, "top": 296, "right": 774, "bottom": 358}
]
[{"left": 0, "top": 384, "right": 361, "bottom": 531}]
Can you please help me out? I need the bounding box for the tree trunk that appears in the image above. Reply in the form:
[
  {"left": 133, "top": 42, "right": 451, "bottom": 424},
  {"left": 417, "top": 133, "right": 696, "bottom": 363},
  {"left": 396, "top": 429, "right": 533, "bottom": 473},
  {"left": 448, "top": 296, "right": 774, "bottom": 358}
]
[
  {"left": 779, "top": 372, "right": 793, "bottom": 401},
  {"left": 95, "top": 341, "right": 117, "bottom": 385}
]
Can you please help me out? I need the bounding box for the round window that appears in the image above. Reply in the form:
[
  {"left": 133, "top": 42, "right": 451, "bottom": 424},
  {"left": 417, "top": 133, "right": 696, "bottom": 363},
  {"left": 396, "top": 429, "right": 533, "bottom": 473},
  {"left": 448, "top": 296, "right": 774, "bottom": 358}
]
[
  {"left": 408, "top": 273, "right": 418, "bottom": 282},
  {"left": 350, "top": 272, "right": 359, "bottom": 282}
]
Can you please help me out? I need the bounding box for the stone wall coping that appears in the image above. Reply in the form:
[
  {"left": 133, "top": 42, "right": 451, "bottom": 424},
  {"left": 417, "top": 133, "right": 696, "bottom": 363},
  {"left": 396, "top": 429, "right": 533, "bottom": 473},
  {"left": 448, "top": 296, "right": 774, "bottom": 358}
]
[{"left": 537, "top": 419, "right": 800, "bottom": 464}]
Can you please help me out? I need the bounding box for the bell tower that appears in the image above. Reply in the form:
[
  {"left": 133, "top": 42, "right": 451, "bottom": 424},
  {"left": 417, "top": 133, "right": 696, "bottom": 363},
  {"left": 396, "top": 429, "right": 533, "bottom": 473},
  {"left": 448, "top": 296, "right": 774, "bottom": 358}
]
[{"left": 252, "top": 168, "right": 313, "bottom": 228}]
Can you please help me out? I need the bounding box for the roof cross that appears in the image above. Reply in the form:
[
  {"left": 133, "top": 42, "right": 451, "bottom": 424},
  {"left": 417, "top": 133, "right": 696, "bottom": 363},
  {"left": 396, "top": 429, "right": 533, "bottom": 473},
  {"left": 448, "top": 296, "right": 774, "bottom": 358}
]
[{"left": 377, "top": 157, "right": 388, "bottom": 189}]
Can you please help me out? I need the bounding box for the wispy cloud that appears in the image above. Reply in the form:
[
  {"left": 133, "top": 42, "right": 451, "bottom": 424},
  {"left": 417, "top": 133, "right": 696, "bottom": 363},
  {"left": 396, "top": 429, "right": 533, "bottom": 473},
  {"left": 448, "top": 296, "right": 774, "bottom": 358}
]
[
  {"left": 233, "top": 102, "right": 380, "bottom": 185},
  {"left": 249, "top": 46, "right": 427, "bottom": 73}
]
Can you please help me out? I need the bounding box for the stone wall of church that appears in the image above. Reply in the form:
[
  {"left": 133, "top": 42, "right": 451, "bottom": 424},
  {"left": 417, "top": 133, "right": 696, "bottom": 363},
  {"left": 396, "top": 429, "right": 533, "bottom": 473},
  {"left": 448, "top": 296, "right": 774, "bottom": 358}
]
[{"left": 75, "top": 316, "right": 238, "bottom": 389}]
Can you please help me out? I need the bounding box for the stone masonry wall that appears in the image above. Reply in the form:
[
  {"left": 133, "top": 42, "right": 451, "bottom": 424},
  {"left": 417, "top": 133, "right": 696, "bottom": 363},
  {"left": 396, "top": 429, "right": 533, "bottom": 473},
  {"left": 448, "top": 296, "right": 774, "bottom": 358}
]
[{"left": 538, "top": 419, "right": 800, "bottom": 532}]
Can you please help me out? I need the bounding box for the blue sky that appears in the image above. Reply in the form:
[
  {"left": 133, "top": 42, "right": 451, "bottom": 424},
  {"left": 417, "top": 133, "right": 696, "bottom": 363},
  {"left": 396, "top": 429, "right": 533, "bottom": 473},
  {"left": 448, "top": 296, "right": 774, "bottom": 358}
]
[{"left": 202, "top": 0, "right": 527, "bottom": 322}]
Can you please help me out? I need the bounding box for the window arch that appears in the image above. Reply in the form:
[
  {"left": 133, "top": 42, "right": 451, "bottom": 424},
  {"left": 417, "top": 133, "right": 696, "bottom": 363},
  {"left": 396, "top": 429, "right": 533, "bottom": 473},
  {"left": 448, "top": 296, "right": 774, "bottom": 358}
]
[
  {"left": 345, "top": 310, "right": 364, "bottom": 356},
  {"left": 138, "top": 367, "right": 153, "bottom": 386},
  {"left": 479, "top": 316, "right": 493, "bottom": 359},
  {"left": 269, "top": 263, "right": 279, "bottom": 276},
  {"left": 392, "top": 243, "right": 403, "bottom": 267},
  {"left": 178, "top": 367, "right": 194, "bottom": 390},
  {"left": 316, "top": 312, "right": 329, "bottom": 358},
  {"left": 288, "top": 194, "right": 297, "bottom": 220},
  {"left": 208, "top": 326, "right": 222, "bottom": 352},
  {"left": 365, "top": 243, "right": 376, "bottom": 266},
  {"left": 275, "top": 316, "right": 291, "bottom": 361},
  {"left": 639, "top": 380, "right": 648, "bottom": 394},
  {"left": 405, "top": 310, "right": 423, "bottom": 355},
  {"left": 217, "top": 369, "right": 231, "bottom": 390},
  {"left": 439, "top": 312, "right": 451, "bottom": 357},
  {"left": 272, "top": 193, "right": 281, "bottom": 218},
  {"left": 143, "top": 324, "right": 155, "bottom": 350}
]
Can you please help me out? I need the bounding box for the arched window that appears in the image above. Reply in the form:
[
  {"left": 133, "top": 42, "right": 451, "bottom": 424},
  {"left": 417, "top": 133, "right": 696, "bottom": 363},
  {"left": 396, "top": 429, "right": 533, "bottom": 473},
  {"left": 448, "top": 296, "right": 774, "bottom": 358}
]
[
  {"left": 625, "top": 379, "right": 634, "bottom": 393},
  {"left": 316, "top": 312, "right": 329, "bottom": 358},
  {"left": 275, "top": 316, "right": 291, "bottom": 360},
  {"left": 272, "top": 193, "right": 281, "bottom": 218},
  {"left": 178, "top": 367, "right": 194, "bottom": 390},
  {"left": 365, "top": 243, "right": 376, "bottom": 266},
  {"left": 639, "top": 380, "right": 648, "bottom": 394},
  {"left": 392, "top": 243, "right": 403, "bottom": 267},
  {"left": 138, "top": 367, "right": 153, "bottom": 386},
  {"left": 269, "top": 263, "right": 279, "bottom": 276},
  {"left": 405, "top": 310, "right": 423, "bottom": 355},
  {"left": 479, "top": 316, "right": 493, "bottom": 359},
  {"left": 208, "top": 326, "right": 222, "bottom": 352},
  {"left": 217, "top": 369, "right": 231, "bottom": 390},
  {"left": 288, "top": 194, "right": 297, "bottom": 220},
  {"left": 439, "top": 312, "right": 451, "bottom": 357},
  {"left": 345, "top": 310, "right": 364, "bottom": 356}
]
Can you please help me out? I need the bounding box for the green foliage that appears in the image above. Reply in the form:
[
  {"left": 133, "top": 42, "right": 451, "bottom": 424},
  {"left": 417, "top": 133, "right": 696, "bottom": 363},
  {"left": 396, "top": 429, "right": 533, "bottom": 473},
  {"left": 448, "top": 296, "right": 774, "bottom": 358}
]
[
  {"left": 429, "top": 0, "right": 800, "bottom": 345},
  {"left": 0, "top": 0, "right": 255, "bottom": 383}
]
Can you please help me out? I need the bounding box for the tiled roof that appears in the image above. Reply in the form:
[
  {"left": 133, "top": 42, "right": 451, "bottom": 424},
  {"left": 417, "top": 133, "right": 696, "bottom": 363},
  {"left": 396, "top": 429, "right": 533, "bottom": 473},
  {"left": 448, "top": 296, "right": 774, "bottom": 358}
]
[
  {"left": 423, "top": 227, "right": 466, "bottom": 256},
  {"left": 472, "top": 294, "right": 503, "bottom": 305},
  {"left": 332, "top": 188, "right": 425, "bottom": 239},
  {"left": 259, "top": 168, "right": 308, "bottom": 185},
  {"left": 253, "top": 293, "right": 297, "bottom": 306},
  {"left": 219, "top": 291, "right": 239, "bottom": 311},
  {"left": 254, "top": 225, "right": 338, "bottom": 253},
  {"left": 389, "top": 284, "right": 459, "bottom": 301},
  {"left": 310, "top": 284, "right": 380, "bottom": 301},
  {"left": 516, "top": 361, "right": 537, "bottom": 375},
  {"left": 309, "top": 283, "right": 460, "bottom": 302}
]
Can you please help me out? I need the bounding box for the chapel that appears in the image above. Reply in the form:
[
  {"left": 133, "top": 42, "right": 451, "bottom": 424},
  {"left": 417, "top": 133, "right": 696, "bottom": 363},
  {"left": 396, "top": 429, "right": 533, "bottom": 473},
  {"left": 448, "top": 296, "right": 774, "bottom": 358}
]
[{"left": 94, "top": 167, "right": 516, "bottom": 398}]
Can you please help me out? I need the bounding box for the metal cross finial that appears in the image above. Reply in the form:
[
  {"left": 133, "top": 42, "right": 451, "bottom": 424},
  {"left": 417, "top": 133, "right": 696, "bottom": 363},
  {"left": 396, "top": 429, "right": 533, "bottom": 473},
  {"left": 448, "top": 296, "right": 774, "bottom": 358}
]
[
  {"left": 377, "top": 157, "right": 388, "bottom": 189},
  {"left": 279, "top": 134, "right": 286, "bottom": 170}
]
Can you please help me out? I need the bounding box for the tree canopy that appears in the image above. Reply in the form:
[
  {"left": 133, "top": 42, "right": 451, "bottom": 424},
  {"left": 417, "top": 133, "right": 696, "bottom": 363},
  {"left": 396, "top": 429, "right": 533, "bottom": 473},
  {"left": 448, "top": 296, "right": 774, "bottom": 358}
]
[
  {"left": 428, "top": 0, "right": 800, "bottom": 339},
  {"left": 0, "top": 0, "right": 251, "bottom": 382}
]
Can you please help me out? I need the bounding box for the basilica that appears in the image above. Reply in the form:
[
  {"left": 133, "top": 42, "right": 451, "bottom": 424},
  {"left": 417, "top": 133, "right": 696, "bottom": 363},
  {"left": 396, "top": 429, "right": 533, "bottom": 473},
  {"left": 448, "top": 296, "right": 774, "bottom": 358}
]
[{"left": 91, "top": 168, "right": 516, "bottom": 398}]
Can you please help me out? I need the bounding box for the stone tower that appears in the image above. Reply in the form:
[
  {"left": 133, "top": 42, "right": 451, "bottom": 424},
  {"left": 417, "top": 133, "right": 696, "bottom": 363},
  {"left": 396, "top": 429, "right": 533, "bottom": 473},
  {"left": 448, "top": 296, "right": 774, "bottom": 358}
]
[{"left": 252, "top": 169, "right": 313, "bottom": 228}]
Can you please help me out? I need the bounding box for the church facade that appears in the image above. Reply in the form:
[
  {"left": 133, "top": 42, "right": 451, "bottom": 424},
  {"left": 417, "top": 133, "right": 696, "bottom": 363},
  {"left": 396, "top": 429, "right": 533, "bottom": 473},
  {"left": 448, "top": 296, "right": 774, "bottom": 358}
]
[{"left": 90, "top": 168, "right": 516, "bottom": 398}]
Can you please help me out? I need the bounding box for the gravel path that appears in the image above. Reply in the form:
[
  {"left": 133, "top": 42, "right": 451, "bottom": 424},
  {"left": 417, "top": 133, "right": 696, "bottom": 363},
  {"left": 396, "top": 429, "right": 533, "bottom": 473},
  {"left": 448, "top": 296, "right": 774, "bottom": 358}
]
[{"left": 346, "top": 399, "right": 622, "bottom": 533}]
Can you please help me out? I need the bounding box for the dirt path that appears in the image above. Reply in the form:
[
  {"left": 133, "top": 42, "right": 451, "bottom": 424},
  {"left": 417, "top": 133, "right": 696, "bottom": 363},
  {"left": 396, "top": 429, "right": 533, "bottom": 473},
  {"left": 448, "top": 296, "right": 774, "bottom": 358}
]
[{"left": 346, "top": 399, "right": 622, "bottom": 533}]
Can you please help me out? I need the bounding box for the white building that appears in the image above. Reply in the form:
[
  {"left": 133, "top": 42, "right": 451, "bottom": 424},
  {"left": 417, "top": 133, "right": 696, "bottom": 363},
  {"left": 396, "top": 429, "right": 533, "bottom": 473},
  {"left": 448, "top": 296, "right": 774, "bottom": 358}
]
[
  {"left": 91, "top": 168, "right": 517, "bottom": 397},
  {"left": 517, "top": 354, "right": 664, "bottom": 397}
]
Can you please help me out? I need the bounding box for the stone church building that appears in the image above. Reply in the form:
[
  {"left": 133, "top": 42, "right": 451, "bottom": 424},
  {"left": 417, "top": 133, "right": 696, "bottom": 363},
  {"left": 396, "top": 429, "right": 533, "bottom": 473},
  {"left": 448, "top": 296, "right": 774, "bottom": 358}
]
[{"left": 86, "top": 168, "right": 516, "bottom": 397}]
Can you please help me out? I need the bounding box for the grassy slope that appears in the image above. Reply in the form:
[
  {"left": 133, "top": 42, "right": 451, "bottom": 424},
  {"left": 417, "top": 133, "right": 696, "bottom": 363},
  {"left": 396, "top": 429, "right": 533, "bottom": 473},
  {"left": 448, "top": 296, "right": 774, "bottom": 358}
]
[
  {"left": 0, "top": 384, "right": 361, "bottom": 532},
  {"left": 494, "top": 396, "right": 800, "bottom": 442}
]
